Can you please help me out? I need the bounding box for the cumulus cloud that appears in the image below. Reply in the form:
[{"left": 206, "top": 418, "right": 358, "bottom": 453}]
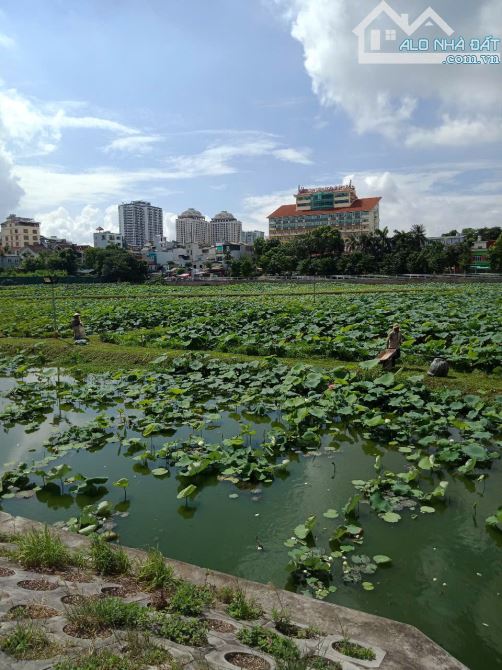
[
  {"left": 239, "top": 188, "right": 295, "bottom": 232},
  {"left": 275, "top": 0, "right": 502, "bottom": 145},
  {"left": 273, "top": 147, "right": 313, "bottom": 164},
  {"left": 0, "top": 33, "right": 15, "bottom": 49},
  {"left": 0, "top": 144, "right": 24, "bottom": 219}
]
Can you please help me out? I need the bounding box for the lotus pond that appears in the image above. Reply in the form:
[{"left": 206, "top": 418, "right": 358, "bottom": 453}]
[
  {"left": 0, "top": 351, "right": 501, "bottom": 670},
  {"left": 1, "top": 283, "right": 501, "bottom": 371}
]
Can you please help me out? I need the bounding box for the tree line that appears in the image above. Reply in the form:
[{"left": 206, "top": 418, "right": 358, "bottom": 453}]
[{"left": 229, "top": 225, "right": 502, "bottom": 276}]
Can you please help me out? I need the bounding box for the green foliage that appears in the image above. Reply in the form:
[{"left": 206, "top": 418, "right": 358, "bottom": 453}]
[
  {"left": 237, "top": 625, "right": 300, "bottom": 661},
  {"left": 137, "top": 548, "right": 175, "bottom": 590},
  {"left": 225, "top": 588, "right": 263, "bottom": 620},
  {"left": 332, "top": 639, "right": 376, "bottom": 661},
  {"left": 489, "top": 234, "right": 502, "bottom": 272},
  {"left": 0, "top": 622, "right": 56, "bottom": 660},
  {"left": 168, "top": 580, "right": 214, "bottom": 616},
  {"left": 89, "top": 536, "right": 130, "bottom": 576},
  {"left": 15, "top": 526, "right": 79, "bottom": 570},
  {"left": 84, "top": 247, "right": 147, "bottom": 283},
  {"left": 154, "top": 613, "right": 208, "bottom": 646}
]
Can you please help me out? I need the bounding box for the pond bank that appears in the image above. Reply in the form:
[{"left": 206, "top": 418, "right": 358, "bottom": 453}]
[
  {"left": 0, "top": 511, "right": 467, "bottom": 670},
  {"left": 0, "top": 336, "right": 499, "bottom": 397}
]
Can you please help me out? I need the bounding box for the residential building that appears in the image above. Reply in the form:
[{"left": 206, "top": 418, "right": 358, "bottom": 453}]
[
  {"left": 0, "top": 215, "right": 41, "bottom": 251},
  {"left": 0, "top": 254, "right": 20, "bottom": 270},
  {"left": 93, "top": 227, "right": 125, "bottom": 249},
  {"left": 141, "top": 237, "right": 189, "bottom": 271},
  {"left": 40, "top": 235, "right": 74, "bottom": 251},
  {"left": 426, "top": 235, "right": 466, "bottom": 247},
  {"left": 268, "top": 184, "right": 381, "bottom": 242},
  {"left": 209, "top": 211, "right": 242, "bottom": 244},
  {"left": 470, "top": 238, "right": 495, "bottom": 272},
  {"left": 176, "top": 209, "right": 209, "bottom": 245},
  {"left": 118, "top": 201, "right": 163, "bottom": 248},
  {"left": 241, "top": 230, "right": 265, "bottom": 245}
]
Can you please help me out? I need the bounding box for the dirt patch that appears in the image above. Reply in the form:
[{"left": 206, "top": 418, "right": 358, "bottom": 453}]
[
  {"left": 31, "top": 567, "right": 92, "bottom": 583},
  {"left": 8, "top": 603, "right": 60, "bottom": 619},
  {"left": 101, "top": 586, "right": 129, "bottom": 598},
  {"left": 225, "top": 652, "right": 270, "bottom": 670},
  {"left": 206, "top": 618, "right": 236, "bottom": 633},
  {"left": 148, "top": 589, "right": 170, "bottom": 610},
  {"left": 0, "top": 566, "right": 15, "bottom": 576},
  {"left": 18, "top": 579, "right": 59, "bottom": 591},
  {"left": 63, "top": 623, "right": 112, "bottom": 639}
]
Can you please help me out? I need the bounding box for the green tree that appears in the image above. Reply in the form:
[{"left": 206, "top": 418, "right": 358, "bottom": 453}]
[
  {"left": 84, "top": 247, "right": 147, "bottom": 282},
  {"left": 489, "top": 234, "right": 502, "bottom": 272}
]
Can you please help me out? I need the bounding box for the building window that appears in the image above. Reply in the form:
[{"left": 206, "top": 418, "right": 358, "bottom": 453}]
[{"left": 386, "top": 29, "right": 396, "bottom": 41}]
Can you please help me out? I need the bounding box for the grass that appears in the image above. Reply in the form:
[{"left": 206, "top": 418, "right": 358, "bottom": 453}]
[
  {"left": 332, "top": 638, "right": 376, "bottom": 661},
  {"left": 65, "top": 597, "right": 146, "bottom": 636},
  {"left": 0, "top": 622, "right": 59, "bottom": 660},
  {"left": 0, "top": 336, "right": 499, "bottom": 397},
  {"left": 237, "top": 625, "right": 300, "bottom": 662},
  {"left": 168, "top": 580, "right": 214, "bottom": 616},
  {"left": 89, "top": 535, "right": 130, "bottom": 576},
  {"left": 53, "top": 632, "right": 173, "bottom": 670},
  {"left": 136, "top": 547, "right": 175, "bottom": 591},
  {"left": 15, "top": 526, "right": 82, "bottom": 570},
  {"left": 223, "top": 587, "right": 263, "bottom": 621}
]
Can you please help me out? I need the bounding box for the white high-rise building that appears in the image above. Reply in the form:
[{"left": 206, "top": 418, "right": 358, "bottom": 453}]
[
  {"left": 241, "top": 230, "right": 265, "bottom": 245},
  {"left": 118, "top": 201, "right": 163, "bottom": 248},
  {"left": 175, "top": 209, "right": 209, "bottom": 245},
  {"left": 209, "top": 211, "right": 242, "bottom": 244}
]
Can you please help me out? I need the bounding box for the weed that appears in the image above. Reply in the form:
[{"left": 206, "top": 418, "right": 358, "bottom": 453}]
[
  {"left": 169, "top": 581, "right": 214, "bottom": 616},
  {"left": 121, "top": 630, "right": 172, "bottom": 666},
  {"left": 137, "top": 547, "right": 175, "bottom": 590},
  {"left": 0, "top": 622, "right": 58, "bottom": 660},
  {"left": 332, "top": 639, "right": 376, "bottom": 661},
  {"left": 237, "top": 625, "right": 300, "bottom": 662},
  {"left": 15, "top": 527, "right": 78, "bottom": 570},
  {"left": 154, "top": 612, "right": 208, "bottom": 646},
  {"left": 226, "top": 589, "right": 263, "bottom": 621},
  {"left": 89, "top": 536, "right": 130, "bottom": 576},
  {"left": 65, "top": 597, "right": 146, "bottom": 636},
  {"left": 217, "top": 584, "right": 236, "bottom": 604},
  {"left": 0, "top": 530, "right": 19, "bottom": 543}
]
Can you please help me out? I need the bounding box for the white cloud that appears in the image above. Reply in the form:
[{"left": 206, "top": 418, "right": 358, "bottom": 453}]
[
  {"left": 35, "top": 205, "right": 104, "bottom": 245},
  {"left": 0, "top": 87, "right": 138, "bottom": 157},
  {"left": 103, "top": 135, "right": 162, "bottom": 154},
  {"left": 0, "top": 143, "right": 24, "bottom": 219},
  {"left": 344, "top": 168, "right": 502, "bottom": 236},
  {"left": 239, "top": 188, "right": 294, "bottom": 232},
  {"left": 273, "top": 147, "right": 312, "bottom": 164},
  {"left": 275, "top": 0, "right": 502, "bottom": 146},
  {"left": 0, "top": 33, "right": 15, "bottom": 49}
]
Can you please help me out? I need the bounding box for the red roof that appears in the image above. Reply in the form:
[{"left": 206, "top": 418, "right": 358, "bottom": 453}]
[{"left": 268, "top": 197, "right": 381, "bottom": 219}]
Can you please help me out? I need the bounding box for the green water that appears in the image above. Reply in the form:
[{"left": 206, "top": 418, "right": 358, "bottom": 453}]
[{"left": 1, "top": 376, "right": 501, "bottom": 669}]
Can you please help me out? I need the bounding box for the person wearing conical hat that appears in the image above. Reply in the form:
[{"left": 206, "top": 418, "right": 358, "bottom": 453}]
[{"left": 70, "top": 312, "right": 86, "bottom": 341}]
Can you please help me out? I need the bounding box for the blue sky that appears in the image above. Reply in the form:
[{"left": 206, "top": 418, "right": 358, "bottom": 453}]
[{"left": 0, "top": 0, "right": 501, "bottom": 243}]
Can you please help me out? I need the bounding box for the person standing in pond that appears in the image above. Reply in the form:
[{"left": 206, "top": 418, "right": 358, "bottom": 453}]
[
  {"left": 386, "top": 323, "right": 403, "bottom": 360},
  {"left": 71, "top": 312, "right": 86, "bottom": 341}
]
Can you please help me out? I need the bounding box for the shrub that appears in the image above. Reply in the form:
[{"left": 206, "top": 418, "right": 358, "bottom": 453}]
[
  {"left": 1, "top": 622, "right": 57, "bottom": 660},
  {"left": 169, "top": 581, "right": 214, "bottom": 616},
  {"left": 15, "top": 527, "right": 77, "bottom": 570},
  {"left": 89, "top": 536, "right": 130, "bottom": 576},
  {"left": 65, "top": 597, "right": 145, "bottom": 636},
  {"left": 237, "top": 625, "right": 300, "bottom": 662},
  {"left": 155, "top": 613, "right": 208, "bottom": 646},
  {"left": 137, "top": 548, "right": 175, "bottom": 590},
  {"left": 226, "top": 589, "right": 263, "bottom": 620}
]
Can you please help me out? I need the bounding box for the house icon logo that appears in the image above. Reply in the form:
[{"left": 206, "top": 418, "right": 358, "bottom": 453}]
[{"left": 353, "top": 1, "right": 454, "bottom": 64}]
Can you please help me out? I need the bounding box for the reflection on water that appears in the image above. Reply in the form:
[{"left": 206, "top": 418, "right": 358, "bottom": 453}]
[{"left": 0, "top": 373, "right": 501, "bottom": 670}]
